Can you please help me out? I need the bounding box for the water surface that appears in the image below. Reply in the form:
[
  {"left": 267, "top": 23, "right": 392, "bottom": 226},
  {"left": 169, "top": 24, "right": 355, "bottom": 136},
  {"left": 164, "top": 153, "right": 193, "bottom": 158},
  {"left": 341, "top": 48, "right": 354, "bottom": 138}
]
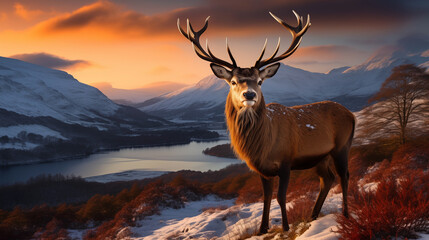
[{"left": 0, "top": 140, "right": 239, "bottom": 186}]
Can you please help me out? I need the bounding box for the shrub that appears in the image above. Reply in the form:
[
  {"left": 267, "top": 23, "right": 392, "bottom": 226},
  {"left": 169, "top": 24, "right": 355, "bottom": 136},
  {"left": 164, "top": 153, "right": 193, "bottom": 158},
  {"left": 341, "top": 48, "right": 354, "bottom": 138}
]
[
  {"left": 236, "top": 173, "right": 262, "bottom": 204},
  {"left": 77, "top": 194, "right": 119, "bottom": 223},
  {"left": 34, "top": 218, "right": 70, "bottom": 240},
  {"left": 336, "top": 175, "right": 429, "bottom": 240},
  {"left": 0, "top": 207, "right": 32, "bottom": 240}
]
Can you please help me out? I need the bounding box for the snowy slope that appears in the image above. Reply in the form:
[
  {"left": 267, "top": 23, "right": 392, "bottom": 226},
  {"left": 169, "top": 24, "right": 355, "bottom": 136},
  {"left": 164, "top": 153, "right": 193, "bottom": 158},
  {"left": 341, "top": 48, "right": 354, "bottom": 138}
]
[
  {"left": 127, "top": 192, "right": 343, "bottom": 239},
  {"left": 0, "top": 57, "right": 168, "bottom": 157},
  {"left": 93, "top": 81, "right": 188, "bottom": 104},
  {"left": 0, "top": 57, "right": 119, "bottom": 124},
  {"left": 123, "top": 187, "right": 429, "bottom": 240},
  {"left": 139, "top": 46, "right": 429, "bottom": 121}
]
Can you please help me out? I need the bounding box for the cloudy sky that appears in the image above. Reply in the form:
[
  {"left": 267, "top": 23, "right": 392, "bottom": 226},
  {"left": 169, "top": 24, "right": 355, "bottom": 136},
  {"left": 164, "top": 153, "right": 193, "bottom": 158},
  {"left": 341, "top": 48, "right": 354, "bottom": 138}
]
[{"left": 0, "top": 0, "right": 427, "bottom": 89}]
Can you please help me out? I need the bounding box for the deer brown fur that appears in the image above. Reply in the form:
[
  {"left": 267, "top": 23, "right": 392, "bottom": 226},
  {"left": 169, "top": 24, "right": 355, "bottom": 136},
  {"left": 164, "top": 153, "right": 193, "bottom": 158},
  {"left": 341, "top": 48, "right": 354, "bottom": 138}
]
[
  {"left": 226, "top": 93, "right": 355, "bottom": 232},
  {"left": 178, "top": 11, "right": 356, "bottom": 234}
]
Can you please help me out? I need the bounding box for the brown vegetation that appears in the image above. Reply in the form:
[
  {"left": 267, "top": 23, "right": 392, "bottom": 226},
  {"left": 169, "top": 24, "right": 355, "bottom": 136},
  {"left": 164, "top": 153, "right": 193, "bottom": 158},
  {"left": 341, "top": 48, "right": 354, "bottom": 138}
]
[
  {"left": 336, "top": 136, "right": 429, "bottom": 240},
  {"left": 336, "top": 175, "right": 429, "bottom": 239},
  {"left": 361, "top": 64, "right": 429, "bottom": 144}
]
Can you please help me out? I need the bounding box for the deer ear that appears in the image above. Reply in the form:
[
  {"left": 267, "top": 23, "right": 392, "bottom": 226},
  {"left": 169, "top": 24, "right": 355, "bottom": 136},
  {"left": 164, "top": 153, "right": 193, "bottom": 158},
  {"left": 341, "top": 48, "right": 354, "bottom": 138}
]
[
  {"left": 210, "top": 63, "right": 232, "bottom": 81},
  {"left": 260, "top": 63, "right": 280, "bottom": 80}
]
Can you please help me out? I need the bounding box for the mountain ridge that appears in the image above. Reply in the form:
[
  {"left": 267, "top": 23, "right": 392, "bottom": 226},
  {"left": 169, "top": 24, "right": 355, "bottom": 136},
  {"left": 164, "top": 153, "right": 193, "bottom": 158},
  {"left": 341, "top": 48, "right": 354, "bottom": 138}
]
[{"left": 137, "top": 45, "right": 429, "bottom": 122}]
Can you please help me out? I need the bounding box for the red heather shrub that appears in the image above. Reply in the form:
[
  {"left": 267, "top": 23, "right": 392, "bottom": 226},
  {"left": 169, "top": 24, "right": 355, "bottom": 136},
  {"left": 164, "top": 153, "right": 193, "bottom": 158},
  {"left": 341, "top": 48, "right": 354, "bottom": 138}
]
[
  {"left": 347, "top": 153, "right": 369, "bottom": 181},
  {"left": 34, "top": 218, "right": 70, "bottom": 240},
  {"left": 236, "top": 173, "right": 263, "bottom": 204},
  {"left": 336, "top": 175, "right": 429, "bottom": 240},
  {"left": 359, "top": 138, "right": 429, "bottom": 188}
]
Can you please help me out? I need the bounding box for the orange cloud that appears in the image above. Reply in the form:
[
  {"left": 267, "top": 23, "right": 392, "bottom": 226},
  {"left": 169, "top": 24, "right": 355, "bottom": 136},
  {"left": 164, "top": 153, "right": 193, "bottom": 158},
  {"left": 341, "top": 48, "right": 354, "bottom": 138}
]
[
  {"left": 29, "top": 0, "right": 425, "bottom": 40},
  {"left": 14, "top": 3, "right": 43, "bottom": 20},
  {"left": 35, "top": 1, "right": 165, "bottom": 38}
]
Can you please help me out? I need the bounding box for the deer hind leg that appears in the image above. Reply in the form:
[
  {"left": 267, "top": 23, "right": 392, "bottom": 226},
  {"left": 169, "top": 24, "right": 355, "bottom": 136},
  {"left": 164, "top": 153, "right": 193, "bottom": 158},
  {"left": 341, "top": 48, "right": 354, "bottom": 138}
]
[
  {"left": 311, "top": 157, "right": 335, "bottom": 220},
  {"left": 259, "top": 176, "right": 274, "bottom": 234},
  {"left": 332, "top": 146, "right": 350, "bottom": 218}
]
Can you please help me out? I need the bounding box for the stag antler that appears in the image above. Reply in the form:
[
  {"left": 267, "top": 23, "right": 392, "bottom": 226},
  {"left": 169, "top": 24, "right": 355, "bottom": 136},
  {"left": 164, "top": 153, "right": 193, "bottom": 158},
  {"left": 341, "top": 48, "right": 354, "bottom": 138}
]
[
  {"left": 177, "top": 17, "right": 237, "bottom": 69},
  {"left": 254, "top": 11, "right": 311, "bottom": 69}
]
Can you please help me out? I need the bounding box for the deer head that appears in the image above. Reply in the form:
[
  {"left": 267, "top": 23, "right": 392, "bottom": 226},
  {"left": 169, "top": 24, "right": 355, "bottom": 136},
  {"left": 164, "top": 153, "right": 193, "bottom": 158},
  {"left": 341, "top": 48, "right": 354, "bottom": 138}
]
[{"left": 178, "top": 11, "right": 310, "bottom": 111}]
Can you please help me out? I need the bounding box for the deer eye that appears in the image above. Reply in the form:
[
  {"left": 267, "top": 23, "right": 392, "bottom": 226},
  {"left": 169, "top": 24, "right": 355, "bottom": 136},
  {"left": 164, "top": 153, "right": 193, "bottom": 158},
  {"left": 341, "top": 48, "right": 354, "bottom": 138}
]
[
  {"left": 231, "top": 81, "right": 237, "bottom": 86},
  {"left": 258, "top": 80, "right": 262, "bottom": 86}
]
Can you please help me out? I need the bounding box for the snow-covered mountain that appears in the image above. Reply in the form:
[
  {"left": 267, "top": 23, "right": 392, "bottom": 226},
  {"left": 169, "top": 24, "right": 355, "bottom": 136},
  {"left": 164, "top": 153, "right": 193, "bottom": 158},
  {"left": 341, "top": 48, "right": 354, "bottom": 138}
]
[
  {"left": 0, "top": 56, "right": 159, "bottom": 127},
  {"left": 139, "top": 45, "right": 429, "bottom": 122},
  {"left": 93, "top": 81, "right": 188, "bottom": 104},
  {"left": 0, "top": 56, "right": 169, "bottom": 164}
]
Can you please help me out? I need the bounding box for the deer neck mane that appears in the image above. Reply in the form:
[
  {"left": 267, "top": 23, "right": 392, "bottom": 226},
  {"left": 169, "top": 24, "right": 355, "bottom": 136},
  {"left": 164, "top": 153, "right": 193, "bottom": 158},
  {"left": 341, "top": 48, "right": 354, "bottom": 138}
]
[{"left": 225, "top": 92, "right": 272, "bottom": 172}]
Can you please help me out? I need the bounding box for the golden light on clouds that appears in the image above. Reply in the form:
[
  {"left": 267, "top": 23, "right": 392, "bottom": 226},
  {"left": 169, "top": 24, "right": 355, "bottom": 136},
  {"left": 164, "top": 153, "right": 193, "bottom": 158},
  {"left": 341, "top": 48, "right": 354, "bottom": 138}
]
[
  {"left": 0, "top": 0, "right": 426, "bottom": 89},
  {"left": 14, "top": 3, "right": 43, "bottom": 20}
]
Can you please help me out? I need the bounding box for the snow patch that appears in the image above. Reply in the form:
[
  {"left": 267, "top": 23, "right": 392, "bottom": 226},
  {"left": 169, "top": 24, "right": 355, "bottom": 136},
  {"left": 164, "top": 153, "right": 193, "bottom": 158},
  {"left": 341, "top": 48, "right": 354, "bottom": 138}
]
[
  {"left": 131, "top": 196, "right": 236, "bottom": 239},
  {"left": 0, "top": 124, "right": 66, "bottom": 139},
  {"left": 0, "top": 142, "right": 39, "bottom": 150},
  {"left": 85, "top": 170, "right": 169, "bottom": 183},
  {"left": 362, "top": 182, "right": 379, "bottom": 192},
  {"left": 296, "top": 215, "right": 339, "bottom": 240},
  {"left": 131, "top": 188, "right": 344, "bottom": 239}
]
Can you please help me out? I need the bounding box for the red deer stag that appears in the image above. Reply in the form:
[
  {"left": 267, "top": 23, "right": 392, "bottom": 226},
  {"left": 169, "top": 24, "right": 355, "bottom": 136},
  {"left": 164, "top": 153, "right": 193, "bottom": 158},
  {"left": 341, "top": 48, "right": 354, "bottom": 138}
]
[{"left": 178, "top": 11, "right": 355, "bottom": 234}]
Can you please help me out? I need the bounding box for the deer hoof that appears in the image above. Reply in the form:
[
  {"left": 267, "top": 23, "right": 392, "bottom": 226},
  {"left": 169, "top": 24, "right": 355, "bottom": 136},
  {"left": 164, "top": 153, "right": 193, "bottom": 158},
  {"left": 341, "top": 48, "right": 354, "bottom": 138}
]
[
  {"left": 258, "top": 227, "right": 269, "bottom": 235},
  {"left": 283, "top": 224, "right": 290, "bottom": 232}
]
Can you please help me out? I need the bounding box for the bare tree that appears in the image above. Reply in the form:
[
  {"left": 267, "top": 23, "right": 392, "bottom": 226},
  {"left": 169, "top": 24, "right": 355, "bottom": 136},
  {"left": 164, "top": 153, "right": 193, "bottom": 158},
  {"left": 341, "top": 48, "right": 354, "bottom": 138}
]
[{"left": 362, "top": 64, "right": 429, "bottom": 144}]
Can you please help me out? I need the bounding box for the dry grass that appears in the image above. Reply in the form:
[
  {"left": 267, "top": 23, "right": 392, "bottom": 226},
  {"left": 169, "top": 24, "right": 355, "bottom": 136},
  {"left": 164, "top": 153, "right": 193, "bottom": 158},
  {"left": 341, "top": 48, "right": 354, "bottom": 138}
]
[
  {"left": 234, "top": 222, "right": 311, "bottom": 240},
  {"left": 201, "top": 205, "right": 229, "bottom": 214}
]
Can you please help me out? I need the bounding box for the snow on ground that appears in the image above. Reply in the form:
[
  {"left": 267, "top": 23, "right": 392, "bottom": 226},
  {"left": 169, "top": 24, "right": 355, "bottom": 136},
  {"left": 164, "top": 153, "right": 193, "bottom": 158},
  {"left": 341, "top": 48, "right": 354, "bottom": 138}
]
[
  {"left": 0, "top": 124, "right": 66, "bottom": 139},
  {"left": 418, "top": 233, "right": 429, "bottom": 240},
  {"left": 0, "top": 142, "right": 39, "bottom": 150},
  {"left": 361, "top": 182, "right": 379, "bottom": 193},
  {"left": 295, "top": 215, "right": 339, "bottom": 240},
  {"left": 130, "top": 190, "right": 344, "bottom": 240},
  {"left": 68, "top": 186, "right": 429, "bottom": 240},
  {"left": 68, "top": 229, "right": 87, "bottom": 240},
  {"left": 85, "top": 170, "right": 169, "bottom": 183},
  {"left": 131, "top": 196, "right": 237, "bottom": 239}
]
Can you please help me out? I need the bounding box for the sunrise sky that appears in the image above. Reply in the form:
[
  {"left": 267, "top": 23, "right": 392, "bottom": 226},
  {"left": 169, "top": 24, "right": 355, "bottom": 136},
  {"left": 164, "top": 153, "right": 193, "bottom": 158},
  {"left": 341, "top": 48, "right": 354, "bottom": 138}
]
[{"left": 0, "top": 0, "right": 427, "bottom": 89}]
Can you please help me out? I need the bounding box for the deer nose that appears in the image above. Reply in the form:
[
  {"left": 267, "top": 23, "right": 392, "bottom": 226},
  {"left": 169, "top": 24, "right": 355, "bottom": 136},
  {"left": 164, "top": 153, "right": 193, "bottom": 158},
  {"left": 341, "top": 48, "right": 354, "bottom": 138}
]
[{"left": 243, "top": 91, "right": 256, "bottom": 100}]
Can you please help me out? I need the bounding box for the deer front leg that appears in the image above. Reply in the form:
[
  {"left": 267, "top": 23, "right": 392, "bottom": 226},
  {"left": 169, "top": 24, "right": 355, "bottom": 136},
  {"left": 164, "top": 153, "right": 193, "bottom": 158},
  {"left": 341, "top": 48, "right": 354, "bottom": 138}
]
[
  {"left": 259, "top": 176, "right": 274, "bottom": 234},
  {"left": 277, "top": 169, "right": 291, "bottom": 231}
]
